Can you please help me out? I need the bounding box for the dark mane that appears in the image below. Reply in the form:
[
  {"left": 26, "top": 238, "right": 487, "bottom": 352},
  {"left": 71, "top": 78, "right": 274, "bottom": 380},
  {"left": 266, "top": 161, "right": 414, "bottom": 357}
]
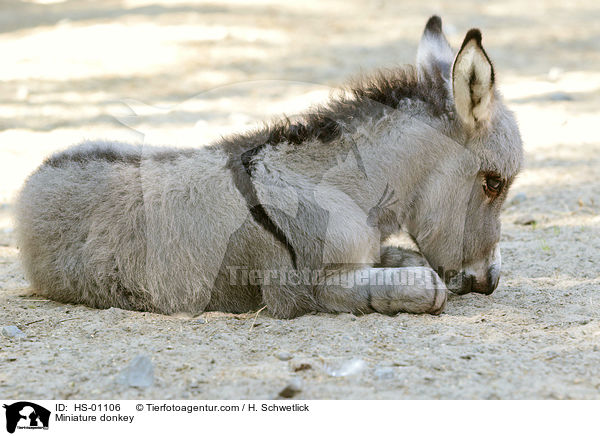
[
  {"left": 350, "top": 65, "right": 449, "bottom": 119},
  {"left": 220, "top": 65, "right": 450, "bottom": 152}
]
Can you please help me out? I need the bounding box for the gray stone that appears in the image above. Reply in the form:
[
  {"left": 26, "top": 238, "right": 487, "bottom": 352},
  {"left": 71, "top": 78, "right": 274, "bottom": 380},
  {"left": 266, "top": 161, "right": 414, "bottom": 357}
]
[
  {"left": 374, "top": 366, "right": 395, "bottom": 380},
  {"left": 325, "top": 358, "right": 367, "bottom": 377},
  {"left": 276, "top": 351, "right": 293, "bottom": 361},
  {"left": 2, "top": 326, "right": 26, "bottom": 338},
  {"left": 117, "top": 355, "right": 154, "bottom": 388}
]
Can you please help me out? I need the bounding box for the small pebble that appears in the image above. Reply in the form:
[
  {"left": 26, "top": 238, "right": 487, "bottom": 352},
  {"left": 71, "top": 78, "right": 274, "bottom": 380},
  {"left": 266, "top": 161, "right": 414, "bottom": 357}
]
[
  {"left": 117, "top": 355, "right": 154, "bottom": 388},
  {"left": 2, "top": 326, "right": 26, "bottom": 338},
  {"left": 276, "top": 351, "right": 293, "bottom": 361},
  {"left": 326, "top": 358, "right": 367, "bottom": 377},
  {"left": 278, "top": 377, "right": 302, "bottom": 398},
  {"left": 374, "top": 366, "right": 395, "bottom": 380}
]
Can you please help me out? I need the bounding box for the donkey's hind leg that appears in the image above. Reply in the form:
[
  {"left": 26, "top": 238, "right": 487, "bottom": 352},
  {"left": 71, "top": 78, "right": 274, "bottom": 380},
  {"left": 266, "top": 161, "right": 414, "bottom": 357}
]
[{"left": 316, "top": 265, "right": 447, "bottom": 315}]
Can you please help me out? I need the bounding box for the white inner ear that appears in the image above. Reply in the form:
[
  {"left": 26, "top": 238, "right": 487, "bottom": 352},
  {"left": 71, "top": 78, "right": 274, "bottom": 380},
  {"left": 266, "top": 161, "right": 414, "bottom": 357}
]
[{"left": 452, "top": 41, "right": 493, "bottom": 128}]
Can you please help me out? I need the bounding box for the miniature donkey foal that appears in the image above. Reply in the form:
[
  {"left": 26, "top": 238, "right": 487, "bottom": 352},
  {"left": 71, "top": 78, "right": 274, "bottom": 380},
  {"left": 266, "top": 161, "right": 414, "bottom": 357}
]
[{"left": 15, "top": 17, "right": 523, "bottom": 318}]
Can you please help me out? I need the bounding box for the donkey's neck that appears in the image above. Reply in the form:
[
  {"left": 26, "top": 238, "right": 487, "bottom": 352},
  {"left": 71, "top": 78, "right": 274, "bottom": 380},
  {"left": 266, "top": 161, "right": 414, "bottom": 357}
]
[
  {"left": 324, "top": 112, "right": 458, "bottom": 220},
  {"left": 255, "top": 101, "right": 470, "bottom": 237}
]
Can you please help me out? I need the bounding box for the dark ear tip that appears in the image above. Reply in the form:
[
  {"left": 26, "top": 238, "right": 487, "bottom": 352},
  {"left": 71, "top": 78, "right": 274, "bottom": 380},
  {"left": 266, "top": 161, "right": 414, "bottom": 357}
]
[
  {"left": 464, "top": 28, "right": 483, "bottom": 45},
  {"left": 425, "top": 15, "right": 443, "bottom": 33}
]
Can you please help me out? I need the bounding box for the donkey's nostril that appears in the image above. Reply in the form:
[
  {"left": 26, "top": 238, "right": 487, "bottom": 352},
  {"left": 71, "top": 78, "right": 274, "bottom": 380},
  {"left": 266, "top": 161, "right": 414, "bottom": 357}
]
[
  {"left": 447, "top": 272, "right": 474, "bottom": 295},
  {"left": 462, "top": 274, "right": 475, "bottom": 294}
]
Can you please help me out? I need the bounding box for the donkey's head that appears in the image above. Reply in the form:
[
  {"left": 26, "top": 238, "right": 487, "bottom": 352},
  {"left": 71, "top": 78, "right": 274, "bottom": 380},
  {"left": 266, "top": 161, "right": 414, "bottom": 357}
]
[{"left": 405, "top": 16, "right": 523, "bottom": 295}]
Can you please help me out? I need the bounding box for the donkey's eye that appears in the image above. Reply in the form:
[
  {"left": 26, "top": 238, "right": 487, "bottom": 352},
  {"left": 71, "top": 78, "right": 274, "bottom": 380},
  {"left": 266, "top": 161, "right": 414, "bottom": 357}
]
[{"left": 484, "top": 175, "right": 504, "bottom": 197}]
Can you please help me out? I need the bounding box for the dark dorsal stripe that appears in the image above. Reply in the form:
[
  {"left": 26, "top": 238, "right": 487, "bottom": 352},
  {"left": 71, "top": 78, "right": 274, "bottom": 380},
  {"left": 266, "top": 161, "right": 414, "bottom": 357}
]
[
  {"left": 45, "top": 147, "right": 142, "bottom": 168},
  {"left": 45, "top": 144, "right": 200, "bottom": 168}
]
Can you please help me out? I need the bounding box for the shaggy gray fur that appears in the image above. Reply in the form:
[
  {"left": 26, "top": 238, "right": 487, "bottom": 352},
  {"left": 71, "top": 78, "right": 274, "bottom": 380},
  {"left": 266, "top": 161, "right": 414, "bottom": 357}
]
[{"left": 15, "top": 16, "right": 523, "bottom": 318}]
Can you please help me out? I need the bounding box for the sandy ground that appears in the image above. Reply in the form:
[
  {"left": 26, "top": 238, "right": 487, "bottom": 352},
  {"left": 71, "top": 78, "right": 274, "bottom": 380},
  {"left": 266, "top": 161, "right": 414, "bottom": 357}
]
[{"left": 1, "top": 0, "right": 599, "bottom": 399}]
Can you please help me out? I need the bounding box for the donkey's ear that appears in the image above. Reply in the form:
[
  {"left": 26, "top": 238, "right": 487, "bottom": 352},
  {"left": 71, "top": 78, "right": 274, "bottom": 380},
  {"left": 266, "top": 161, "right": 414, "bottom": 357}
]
[
  {"left": 416, "top": 16, "right": 453, "bottom": 78},
  {"left": 452, "top": 29, "right": 495, "bottom": 128}
]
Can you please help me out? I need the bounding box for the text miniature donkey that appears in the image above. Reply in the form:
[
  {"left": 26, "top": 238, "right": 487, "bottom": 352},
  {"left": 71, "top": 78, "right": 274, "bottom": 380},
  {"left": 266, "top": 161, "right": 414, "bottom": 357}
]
[{"left": 15, "top": 16, "right": 523, "bottom": 318}]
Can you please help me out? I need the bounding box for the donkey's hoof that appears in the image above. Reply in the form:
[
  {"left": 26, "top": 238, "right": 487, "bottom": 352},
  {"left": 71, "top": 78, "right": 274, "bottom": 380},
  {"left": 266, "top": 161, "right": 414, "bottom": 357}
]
[
  {"left": 427, "top": 288, "right": 447, "bottom": 315},
  {"left": 370, "top": 285, "right": 447, "bottom": 315}
]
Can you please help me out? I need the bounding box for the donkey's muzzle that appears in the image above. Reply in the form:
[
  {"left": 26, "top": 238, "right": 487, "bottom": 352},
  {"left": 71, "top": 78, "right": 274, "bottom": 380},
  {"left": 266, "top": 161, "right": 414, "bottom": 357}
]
[
  {"left": 450, "top": 245, "right": 502, "bottom": 295},
  {"left": 450, "top": 266, "right": 500, "bottom": 295}
]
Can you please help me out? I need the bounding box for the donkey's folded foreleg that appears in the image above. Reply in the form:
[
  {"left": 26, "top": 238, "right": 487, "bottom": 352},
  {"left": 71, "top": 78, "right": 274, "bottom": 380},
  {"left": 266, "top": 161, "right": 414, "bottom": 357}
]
[
  {"left": 316, "top": 266, "right": 447, "bottom": 315},
  {"left": 375, "top": 245, "right": 429, "bottom": 268}
]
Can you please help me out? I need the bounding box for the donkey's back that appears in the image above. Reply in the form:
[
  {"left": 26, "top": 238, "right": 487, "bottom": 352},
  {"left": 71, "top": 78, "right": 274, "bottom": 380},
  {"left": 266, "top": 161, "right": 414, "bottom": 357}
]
[{"left": 15, "top": 141, "right": 259, "bottom": 314}]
